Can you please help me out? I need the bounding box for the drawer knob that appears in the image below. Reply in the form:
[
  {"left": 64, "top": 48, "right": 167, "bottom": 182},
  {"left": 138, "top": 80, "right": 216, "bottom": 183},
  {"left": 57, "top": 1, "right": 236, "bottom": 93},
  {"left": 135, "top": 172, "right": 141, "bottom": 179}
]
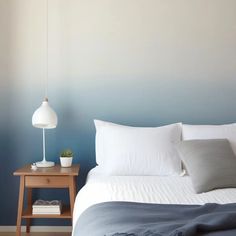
[{"left": 46, "top": 178, "right": 50, "bottom": 183}]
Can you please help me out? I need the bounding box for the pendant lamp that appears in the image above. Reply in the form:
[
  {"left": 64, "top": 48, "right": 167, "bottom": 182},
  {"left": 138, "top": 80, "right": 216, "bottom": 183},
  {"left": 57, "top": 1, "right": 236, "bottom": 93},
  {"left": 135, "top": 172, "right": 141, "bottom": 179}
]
[{"left": 32, "top": 0, "right": 58, "bottom": 167}]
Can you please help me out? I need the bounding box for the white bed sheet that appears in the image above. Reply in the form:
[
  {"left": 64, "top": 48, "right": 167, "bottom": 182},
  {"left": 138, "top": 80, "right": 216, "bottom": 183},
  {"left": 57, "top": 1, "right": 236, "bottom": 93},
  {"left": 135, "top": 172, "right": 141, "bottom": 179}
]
[{"left": 73, "top": 166, "right": 236, "bottom": 226}]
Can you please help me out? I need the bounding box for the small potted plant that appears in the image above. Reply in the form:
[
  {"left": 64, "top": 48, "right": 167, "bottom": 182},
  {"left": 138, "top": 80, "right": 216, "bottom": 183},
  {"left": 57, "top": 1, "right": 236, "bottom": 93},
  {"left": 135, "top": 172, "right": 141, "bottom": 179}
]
[{"left": 60, "top": 149, "right": 73, "bottom": 167}]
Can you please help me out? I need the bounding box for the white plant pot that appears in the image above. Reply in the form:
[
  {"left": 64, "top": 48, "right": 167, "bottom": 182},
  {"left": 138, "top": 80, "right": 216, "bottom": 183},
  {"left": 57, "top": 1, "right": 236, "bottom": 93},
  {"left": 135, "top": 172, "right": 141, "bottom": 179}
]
[{"left": 60, "top": 157, "right": 73, "bottom": 167}]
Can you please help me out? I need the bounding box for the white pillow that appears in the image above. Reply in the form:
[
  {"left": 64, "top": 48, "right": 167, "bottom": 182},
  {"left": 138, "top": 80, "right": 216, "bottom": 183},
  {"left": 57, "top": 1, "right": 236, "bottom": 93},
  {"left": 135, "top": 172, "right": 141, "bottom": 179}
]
[
  {"left": 95, "top": 120, "right": 182, "bottom": 176},
  {"left": 182, "top": 124, "right": 236, "bottom": 154}
]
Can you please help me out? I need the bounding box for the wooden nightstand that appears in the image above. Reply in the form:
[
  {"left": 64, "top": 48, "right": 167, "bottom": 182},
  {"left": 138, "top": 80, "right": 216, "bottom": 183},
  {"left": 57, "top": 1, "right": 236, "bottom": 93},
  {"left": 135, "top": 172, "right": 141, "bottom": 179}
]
[{"left": 14, "top": 164, "right": 80, "bottom": 236}]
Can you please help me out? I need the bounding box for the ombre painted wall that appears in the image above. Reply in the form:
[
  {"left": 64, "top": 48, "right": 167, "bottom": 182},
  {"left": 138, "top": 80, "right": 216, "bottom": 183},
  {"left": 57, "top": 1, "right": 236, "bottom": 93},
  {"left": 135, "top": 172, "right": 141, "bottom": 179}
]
[{"left": 0, "top": 0, "right": 236, "bottom": 226}]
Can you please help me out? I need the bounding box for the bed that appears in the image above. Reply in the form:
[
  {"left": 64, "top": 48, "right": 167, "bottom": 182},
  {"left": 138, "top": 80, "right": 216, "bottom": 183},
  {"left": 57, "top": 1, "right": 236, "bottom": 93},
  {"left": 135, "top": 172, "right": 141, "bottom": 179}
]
[
  {"left": 72, "top": 120, "right": 236, "bottom": 236},
  {"left": 73, "top": 166, "right": 236, "bottom": 223},
  {"left": 72, "top": 167, "right": 236, "bottom": 236}
]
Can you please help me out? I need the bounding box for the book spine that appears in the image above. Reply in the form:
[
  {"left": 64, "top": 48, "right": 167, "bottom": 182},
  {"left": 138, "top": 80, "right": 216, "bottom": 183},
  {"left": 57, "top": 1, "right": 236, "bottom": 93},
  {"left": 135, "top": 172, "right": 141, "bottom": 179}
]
[
  {"left": 32, "top": 206, "right": 61, "bottom": 208},
  {"left": 32, "top": 212, "right": 61, "bottom": 215}
]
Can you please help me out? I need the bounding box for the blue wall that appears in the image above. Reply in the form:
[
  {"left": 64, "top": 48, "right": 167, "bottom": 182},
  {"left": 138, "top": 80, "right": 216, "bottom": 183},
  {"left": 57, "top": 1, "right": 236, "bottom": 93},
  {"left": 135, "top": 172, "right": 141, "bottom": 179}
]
[{"left": 0, "top": 0, "right": 236, "bottom": 226}]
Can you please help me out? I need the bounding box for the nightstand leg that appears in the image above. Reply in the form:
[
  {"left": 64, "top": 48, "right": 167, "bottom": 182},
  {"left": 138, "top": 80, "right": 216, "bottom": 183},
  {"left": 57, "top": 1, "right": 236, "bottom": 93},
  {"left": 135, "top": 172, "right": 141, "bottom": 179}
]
[
  {"left": 69, "top": 176, "right": 76, "bottom": 222},
  {"left": 74, "top": 177, "right": 77, "bottom": 195},
  {"left": 26, "top": 188, "right": 32, "bottom": 233},
  {"left": 16, "top": 176, "right": 25, "bottom": 236}
]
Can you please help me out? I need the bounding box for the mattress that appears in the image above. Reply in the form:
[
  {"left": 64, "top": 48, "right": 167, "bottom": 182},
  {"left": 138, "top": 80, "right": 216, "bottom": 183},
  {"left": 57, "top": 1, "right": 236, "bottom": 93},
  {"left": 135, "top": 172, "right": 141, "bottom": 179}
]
[{"left": 73, "top": 166, "right": 236, "bottom": 227}]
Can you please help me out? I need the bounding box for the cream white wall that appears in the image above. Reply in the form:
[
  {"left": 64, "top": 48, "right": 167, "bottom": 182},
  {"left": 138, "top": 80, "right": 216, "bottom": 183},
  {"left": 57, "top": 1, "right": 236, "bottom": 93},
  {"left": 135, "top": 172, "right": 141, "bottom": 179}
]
[{"left": 2, "top": 0, "right": 236, "bottom": 86}]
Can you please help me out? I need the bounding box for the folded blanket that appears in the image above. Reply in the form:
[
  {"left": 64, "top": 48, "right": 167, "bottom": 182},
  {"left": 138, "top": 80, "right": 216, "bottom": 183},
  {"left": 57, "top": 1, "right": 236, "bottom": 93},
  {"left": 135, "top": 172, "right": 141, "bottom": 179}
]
[{"left": 73, "top": 202, "right": 236, "bottom": 236}]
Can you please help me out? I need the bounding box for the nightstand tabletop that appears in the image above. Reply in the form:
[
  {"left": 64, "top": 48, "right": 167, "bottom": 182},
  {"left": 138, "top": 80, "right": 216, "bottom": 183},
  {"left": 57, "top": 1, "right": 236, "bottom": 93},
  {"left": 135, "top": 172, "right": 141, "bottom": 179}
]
[{"left": 13, "top": 164, "right": 80, "bottom": 176}]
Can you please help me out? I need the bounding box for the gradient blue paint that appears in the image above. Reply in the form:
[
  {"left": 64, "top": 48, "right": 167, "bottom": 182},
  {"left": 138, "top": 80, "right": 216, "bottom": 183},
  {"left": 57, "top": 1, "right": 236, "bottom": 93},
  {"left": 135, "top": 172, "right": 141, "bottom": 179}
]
[{"left": 1, "top": 75, "right": 236, "bottom": 225}]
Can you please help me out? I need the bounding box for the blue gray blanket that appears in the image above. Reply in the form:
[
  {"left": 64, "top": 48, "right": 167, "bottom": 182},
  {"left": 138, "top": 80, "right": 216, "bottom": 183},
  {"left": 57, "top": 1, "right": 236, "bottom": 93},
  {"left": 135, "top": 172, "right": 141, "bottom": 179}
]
[{"left": 73, "top": 202, "right": 236, "bottom": 236}]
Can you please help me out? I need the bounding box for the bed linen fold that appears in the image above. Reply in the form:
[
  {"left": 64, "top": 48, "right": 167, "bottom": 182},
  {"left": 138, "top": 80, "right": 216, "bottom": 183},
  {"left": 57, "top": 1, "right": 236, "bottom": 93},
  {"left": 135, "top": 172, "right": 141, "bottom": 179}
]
[{"left": 73, "top": 202, "right": 236, "bottom": 236}]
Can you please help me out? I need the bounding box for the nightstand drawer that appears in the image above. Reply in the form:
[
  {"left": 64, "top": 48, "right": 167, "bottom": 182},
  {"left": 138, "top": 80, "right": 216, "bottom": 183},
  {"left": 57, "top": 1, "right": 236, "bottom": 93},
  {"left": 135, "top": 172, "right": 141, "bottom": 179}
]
[{"left": 25, "top": 176, "right": 69, "bottom": 188}]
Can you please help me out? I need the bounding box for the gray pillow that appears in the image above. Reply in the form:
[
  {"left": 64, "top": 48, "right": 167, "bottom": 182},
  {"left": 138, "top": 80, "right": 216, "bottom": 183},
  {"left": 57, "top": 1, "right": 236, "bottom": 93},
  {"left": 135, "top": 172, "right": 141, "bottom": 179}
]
[{"left": 176, "top": 139, "right": 236, "bottom": 193}]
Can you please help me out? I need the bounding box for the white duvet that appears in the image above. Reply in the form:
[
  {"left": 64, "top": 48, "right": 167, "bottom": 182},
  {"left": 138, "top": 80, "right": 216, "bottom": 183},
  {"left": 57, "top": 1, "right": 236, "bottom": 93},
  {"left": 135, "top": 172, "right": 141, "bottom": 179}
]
[{"left": 73, "top": 166, "right": 236, "bottom": 227}]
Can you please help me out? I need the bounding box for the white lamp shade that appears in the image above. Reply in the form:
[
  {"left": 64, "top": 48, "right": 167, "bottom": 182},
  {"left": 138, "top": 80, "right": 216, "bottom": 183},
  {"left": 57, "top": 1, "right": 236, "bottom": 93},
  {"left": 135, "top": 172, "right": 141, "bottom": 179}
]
[{"left": 32, "top": 99, "right": 58, "bottom": 129}]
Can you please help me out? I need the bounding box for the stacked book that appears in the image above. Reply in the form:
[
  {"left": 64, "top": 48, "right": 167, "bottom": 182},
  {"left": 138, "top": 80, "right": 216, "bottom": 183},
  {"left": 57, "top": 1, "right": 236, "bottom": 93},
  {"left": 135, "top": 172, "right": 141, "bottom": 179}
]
[{"left": 32, "top": 200, "right": 62, "bottom": 215}]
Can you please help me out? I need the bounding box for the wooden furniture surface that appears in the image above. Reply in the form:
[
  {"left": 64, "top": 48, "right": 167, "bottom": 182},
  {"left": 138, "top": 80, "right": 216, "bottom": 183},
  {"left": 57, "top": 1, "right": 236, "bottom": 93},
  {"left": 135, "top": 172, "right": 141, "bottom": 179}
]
[
  {"left": 14, "top": 164, "right": 79, "bottom": 176},
  {"left": 14, "top": 164, "right": 80, "bottom": 236}
]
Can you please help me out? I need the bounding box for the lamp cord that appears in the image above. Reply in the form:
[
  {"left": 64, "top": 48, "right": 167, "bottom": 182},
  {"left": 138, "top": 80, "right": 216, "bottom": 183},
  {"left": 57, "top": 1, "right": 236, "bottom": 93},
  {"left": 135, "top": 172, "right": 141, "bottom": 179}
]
[{"left": 45, "top": 0, "right": 48, "bottom": 99}]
